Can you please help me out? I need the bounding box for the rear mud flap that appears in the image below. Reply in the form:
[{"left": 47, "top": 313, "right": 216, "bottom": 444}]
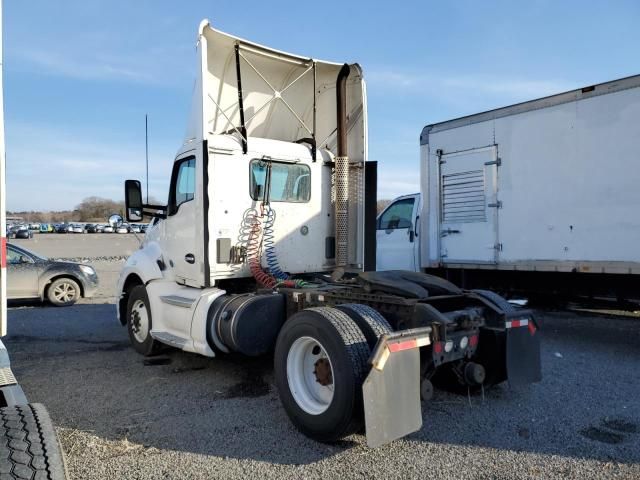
[
  {"left": 363, "top": 329, "right": 431, "bottom": 447},
  {"left": 506, "top": 320, "right": 542, "bottom": 386}
]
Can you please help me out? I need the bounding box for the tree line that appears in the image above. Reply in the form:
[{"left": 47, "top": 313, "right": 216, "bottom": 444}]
[
  {"left": 10, "top": 196, "right": 394, "bottom": 223},
  {"left": 8, "top": 196, "right": 125, "bottom": 223}
]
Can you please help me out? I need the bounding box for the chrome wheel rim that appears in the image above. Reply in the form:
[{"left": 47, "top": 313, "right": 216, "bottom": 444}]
[
  {"left": 130, "top": 299, "right": 149, "bottom": 344},
  {"left": 286, "top": 336, "right": 334, "bottom": 415}
]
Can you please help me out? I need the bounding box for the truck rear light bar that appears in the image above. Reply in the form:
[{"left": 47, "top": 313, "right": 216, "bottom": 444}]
[{"left": 369, "top": 328, "right": 432, "bottom": 371}]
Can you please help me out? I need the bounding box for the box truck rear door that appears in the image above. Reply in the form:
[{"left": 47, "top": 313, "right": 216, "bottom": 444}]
[{"left": 439, "top": 146, "right": 498, "bottom": 264}]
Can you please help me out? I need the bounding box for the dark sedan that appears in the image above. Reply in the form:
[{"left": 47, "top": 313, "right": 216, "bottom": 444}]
[{"left": 6, "top": 243, "right": 99, "bottom": 306}]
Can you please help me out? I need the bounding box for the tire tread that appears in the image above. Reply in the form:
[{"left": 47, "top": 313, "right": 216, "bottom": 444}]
[
  {"left": 336, "top": 304, "right": 393, "bottom": 348},
  {"left": 0, "top": 403, "right": 66, "bottom": 480},
  {"left": 472, "top": 289, "right": 516, "bottom": 313}
]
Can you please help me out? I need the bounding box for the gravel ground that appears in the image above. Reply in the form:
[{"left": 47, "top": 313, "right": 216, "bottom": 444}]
[{"left": 4, "top": 237, "right": 640, "bottom": 479}]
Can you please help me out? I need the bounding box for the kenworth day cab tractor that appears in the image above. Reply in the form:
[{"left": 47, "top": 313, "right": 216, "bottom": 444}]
[{"left": 115, "top": 20, "right": 541, "bottom": 447}]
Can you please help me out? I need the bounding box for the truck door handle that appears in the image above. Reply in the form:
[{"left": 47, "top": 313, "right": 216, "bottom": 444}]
[{"left": 185, "top": 253, "right": 195, "bottom": 264}]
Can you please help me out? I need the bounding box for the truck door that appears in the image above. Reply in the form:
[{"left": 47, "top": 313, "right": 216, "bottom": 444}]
[
  {"left": 161, "top": 153, "right": 203, "bottom": 287},
  {"left": 439, "top": 146, "right": 499, "bottom": 264},
  {"left": 376, "top": 195, "right": 419, "bottom": 271}
]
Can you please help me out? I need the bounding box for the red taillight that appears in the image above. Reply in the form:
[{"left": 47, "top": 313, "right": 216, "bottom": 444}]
[
  {"left": 469, "top": 335, "right": 479, "bottom": 347},
  {"left": 528, "top": 322, "right": 537, "bottom": 335},
  {"left": 434, "top": 342, "right": 443, "bottom": 354}
]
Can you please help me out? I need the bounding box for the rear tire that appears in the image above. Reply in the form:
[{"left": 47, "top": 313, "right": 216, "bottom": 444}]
[
  {"left": 0, "top": 403, "right": 68, "bottom": 480},
  {"left": 274, "top": 307, "right": 370, "bottom": 442},
  {"left": 336, "top": 304, "right": 393, "bottom": 349},
  {"left": 126, "top": 285, "right": 160, "bottom": 356},
  {"left": 47, "top": 278, "right": 80, "bottom": 307}
]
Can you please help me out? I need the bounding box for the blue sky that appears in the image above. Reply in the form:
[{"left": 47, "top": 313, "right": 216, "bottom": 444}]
[{"left": 4, "top": 0, "right": 639, "bottom": 211}]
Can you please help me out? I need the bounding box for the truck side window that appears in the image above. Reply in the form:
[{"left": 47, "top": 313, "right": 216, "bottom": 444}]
[
  {"left": 250, "top": 160, "right": 311, "bottom": 202},
  {"left": 378, "top": 198, "right": 414, "bottom": 230},
  {"left": 169, "top": 157, "right": 196, "bottom": 215}
]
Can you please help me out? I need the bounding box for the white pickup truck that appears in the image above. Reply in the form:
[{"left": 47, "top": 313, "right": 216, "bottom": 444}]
[{"left": 378, "top": 74, "right": 640, "bottom": 301}]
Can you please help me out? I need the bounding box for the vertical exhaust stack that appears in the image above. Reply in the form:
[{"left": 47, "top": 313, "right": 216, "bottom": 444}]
[{"left": 335, "top": 64, "right": 351, "bottom": 268}]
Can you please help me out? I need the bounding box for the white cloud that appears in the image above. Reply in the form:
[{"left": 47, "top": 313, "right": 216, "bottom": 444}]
[
  {"left": 5, "top": 123, "right": 175, "bottom": 211},
  {"left": 7, "top": 39, "right": 193, "bottom": 87},
  {"left": 366, "top": 69, "right": 574, "bottom": 102},
  {"left": 375, "top": 168, "right": 420, "bottom": 200}
]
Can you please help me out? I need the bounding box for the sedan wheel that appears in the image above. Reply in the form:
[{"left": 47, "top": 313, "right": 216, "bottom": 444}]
[{"left": 47, "top": 278, "right": 80, "bottom": 306}]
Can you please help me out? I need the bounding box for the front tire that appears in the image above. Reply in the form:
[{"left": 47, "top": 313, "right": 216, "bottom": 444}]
[
  {"left": 47, "top": 278, "right": 80, "bottom": 307},
  {"left": 274, "top": 307, "right": 370, "bottom": 442},
  {"left": 126, "top": 285, "right": 159, "bottom": 356}
]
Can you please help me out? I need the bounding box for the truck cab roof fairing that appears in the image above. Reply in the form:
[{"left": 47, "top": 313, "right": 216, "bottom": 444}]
[{"left": 184, "top": 20, "right": 367, "bottom": 163}]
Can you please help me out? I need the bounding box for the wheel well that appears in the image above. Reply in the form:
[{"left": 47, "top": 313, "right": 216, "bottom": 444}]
[
  {"left": 43, "top": 275, "right": 84, "bottom": 300},
  {"left": 119, "top": 274, "right": 144, "bottom": 325}
]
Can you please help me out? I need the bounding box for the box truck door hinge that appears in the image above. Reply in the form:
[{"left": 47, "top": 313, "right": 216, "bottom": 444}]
[
  {"left": 484, "top": 157, "right": 501, "bottom": 166},
  {"left": 494, "top": 243, "right": 503, "bottom": 251},
  {"left": 488, "top": 201, "right": 502, "bottom": 208}
]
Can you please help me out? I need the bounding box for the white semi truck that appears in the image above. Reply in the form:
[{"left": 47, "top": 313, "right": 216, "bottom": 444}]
[
  {"left": 0, "top": 2, "right": 67, "bottom": 478},
  {"left": 115, "top": 20, "right": 541, "bottom": 447},
  {"left": 377, "top": 75, "right": 640, "bottom": 302}
]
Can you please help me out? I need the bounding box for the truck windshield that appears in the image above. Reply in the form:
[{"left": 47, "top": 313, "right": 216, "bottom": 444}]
[{"left": 250, "top": 160, "right": 310, "bottom": 203}]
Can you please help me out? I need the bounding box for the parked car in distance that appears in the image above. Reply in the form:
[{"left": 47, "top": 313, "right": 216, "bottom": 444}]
[
  {"left": 6, "top": 243, "right": 99, "bottom": 306},
  {"left": 130, "top": 224, "right": 141, "bottom": 233},
  {"left": 15, "top": 228, "right": 33, "bottom": 239},
  {"left": 72, "top": 224, "right": 84, "bottom": 233},
  {"left": 103, "top": 225, "right": 114, "bottom": 233},
  {"left": 85, "top": 224, "right": 98, "bottom": 233},
  {"left": 55, "top": 224, "right": 68, "bottom": 233},
  {"left": 116, "top": 225, "right": 129, "bottom": 234}
]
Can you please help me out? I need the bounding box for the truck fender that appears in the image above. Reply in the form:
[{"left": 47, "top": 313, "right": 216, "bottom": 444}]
[{"left": 116, "top": 243, "right": 164, "bottom": 325}]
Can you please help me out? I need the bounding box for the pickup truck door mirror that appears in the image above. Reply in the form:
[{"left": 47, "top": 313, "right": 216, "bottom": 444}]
[{"left": 125, "top": 180, "right": 144, "bottom": 222}]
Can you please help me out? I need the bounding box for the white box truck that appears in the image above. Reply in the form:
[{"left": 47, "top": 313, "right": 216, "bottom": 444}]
[
  {"left": 377, "top": 75, "right": 640, "bottom": 302},
  {"left": 114, "top": 20, "right": 541, "bottom": 448},
  {"left": 0, "top": 2, "right": 68, "bottom": 478}
]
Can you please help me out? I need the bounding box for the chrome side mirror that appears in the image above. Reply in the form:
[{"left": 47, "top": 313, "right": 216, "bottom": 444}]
[{"left": 108, "top": 214, "right": 123, "bottom": 229}]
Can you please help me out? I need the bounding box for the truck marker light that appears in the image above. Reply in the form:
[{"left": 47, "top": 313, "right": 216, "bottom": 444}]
[
  {"left": 388, "top": 339, "right": 417, "bottom": 352},
  {"left": 528, "top": 322, "right": 537, "bottom": 335},
  {"left": 444, "top": 340, "right": 454, "bottom": 353},
  {"left": 434, "top": 342, "right": 443, "bottom": 354},
  {"left": 460, "top": 336, "right": 468, "bottom": 349},
  {"left": 469, "top": 335, "right": 479, "bottom": 347},
  {"left": 373, "top": 336, "right": 430, "bottom": 371}
]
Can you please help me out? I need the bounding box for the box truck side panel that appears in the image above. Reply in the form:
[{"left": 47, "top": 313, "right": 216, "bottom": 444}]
[
  {"left": 421, "top": 77, "right": 640, "bottom": 274},
  {"left": 495, "top": 86, "right": 640, "bottom": 267}
]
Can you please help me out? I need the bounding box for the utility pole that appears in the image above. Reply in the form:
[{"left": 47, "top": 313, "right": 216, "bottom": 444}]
[
  {"left": 145, "top": 114, "right": 149, "bottom": 203},
  {"left": 0, "top": 0, "right": 7, "bottom": 335}
]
